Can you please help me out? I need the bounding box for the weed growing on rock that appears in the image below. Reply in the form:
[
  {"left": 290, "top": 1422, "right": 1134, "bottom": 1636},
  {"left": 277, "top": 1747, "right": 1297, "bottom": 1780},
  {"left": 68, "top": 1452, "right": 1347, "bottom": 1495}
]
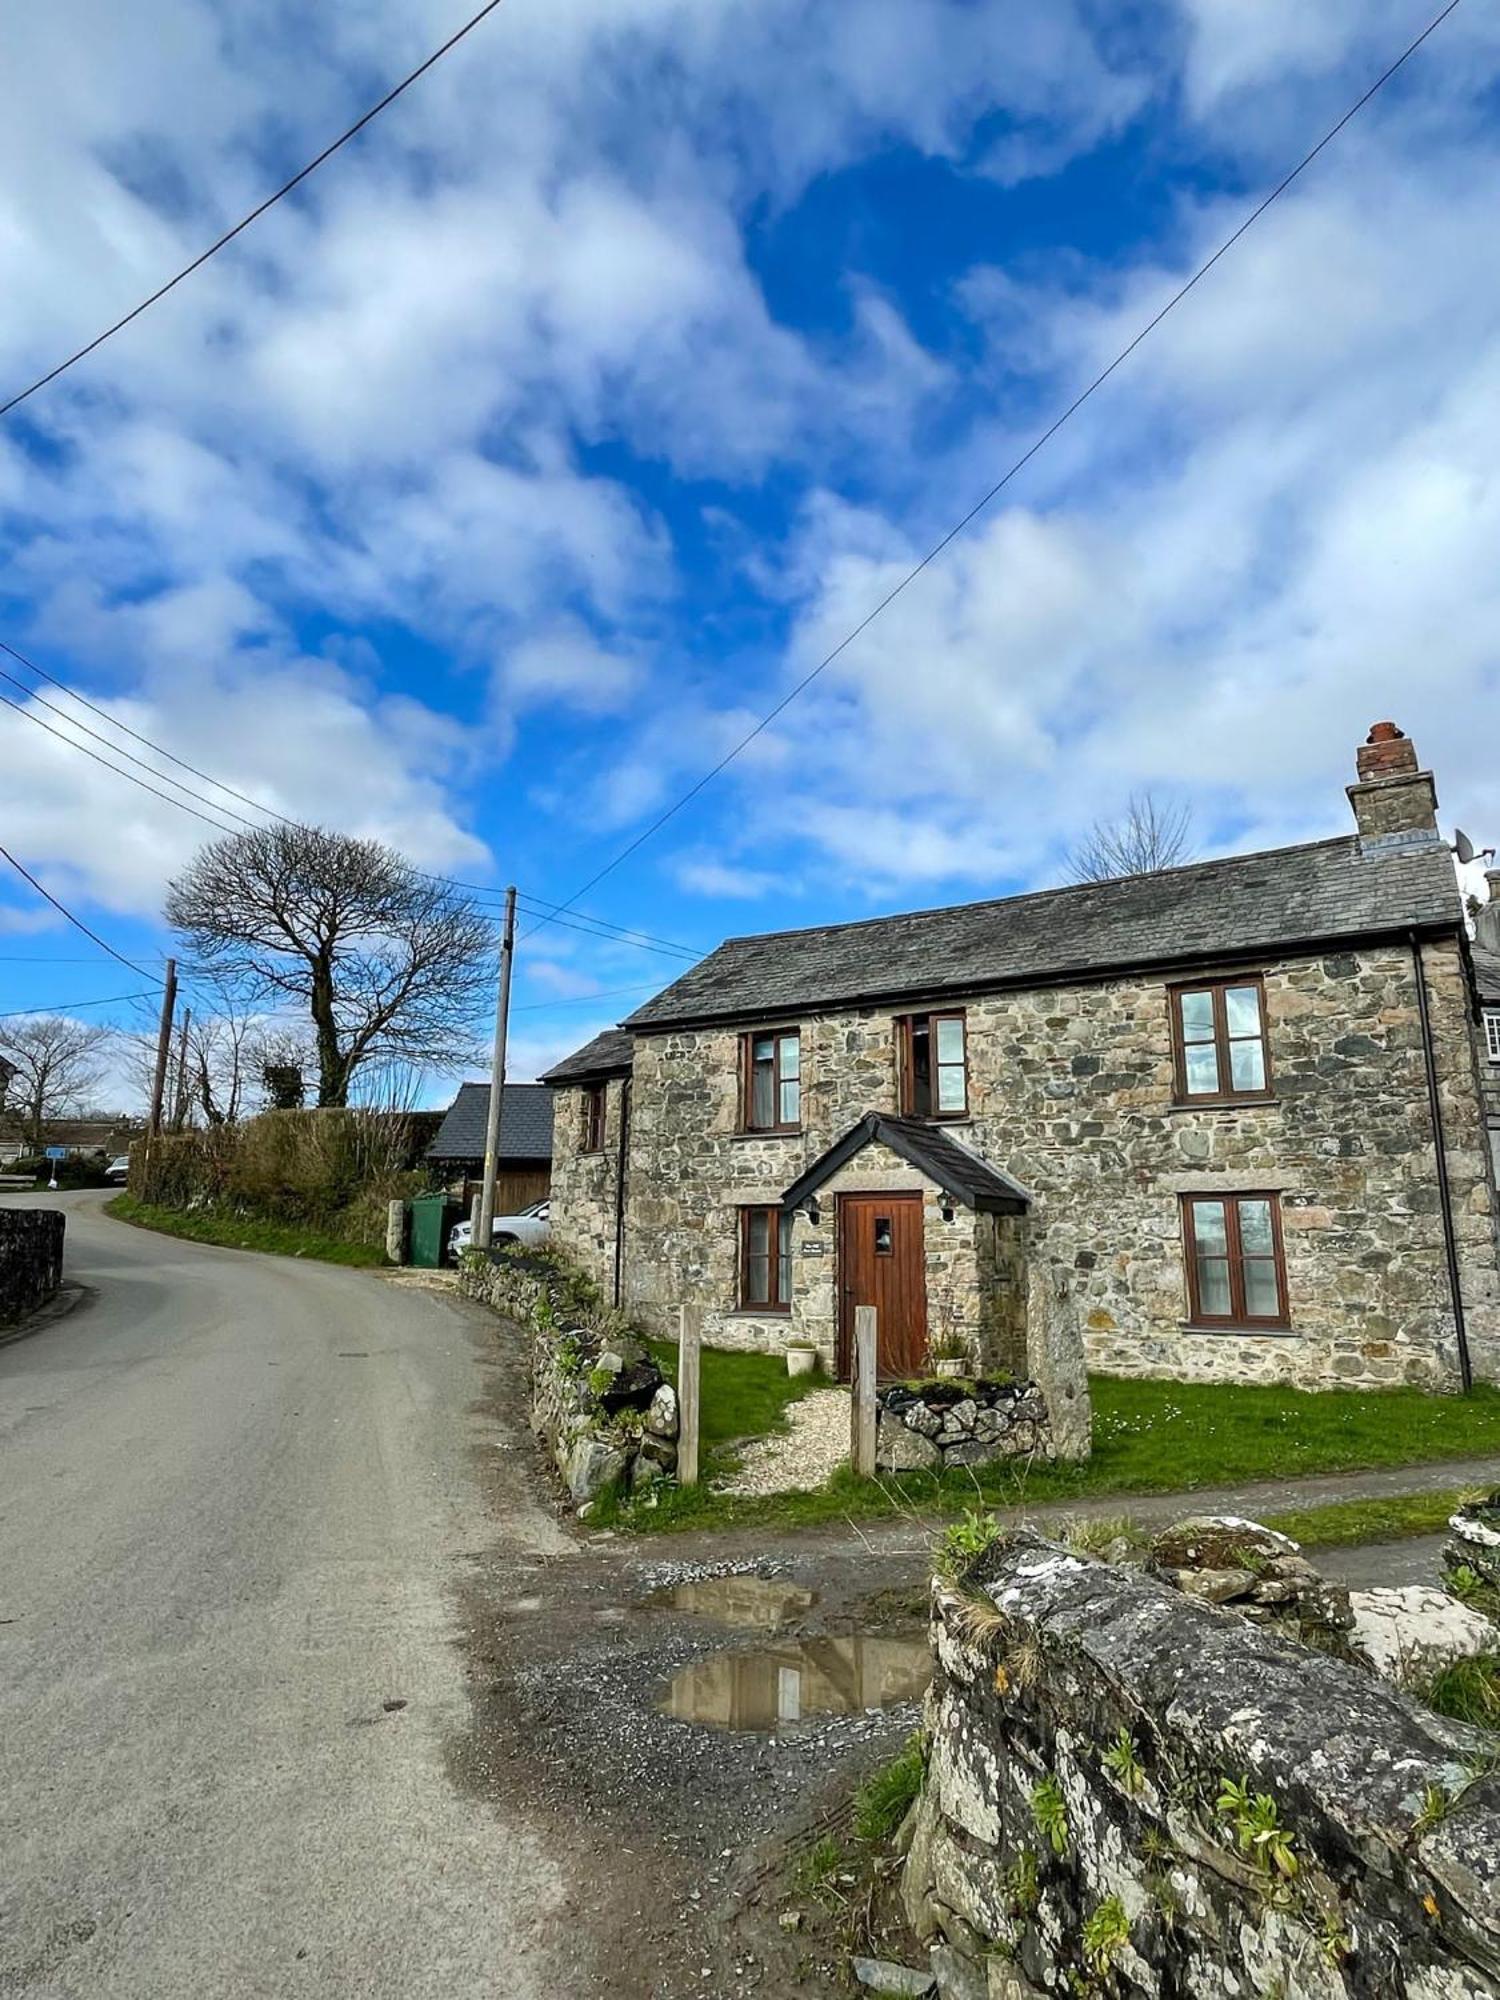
[
  {"left": 1216, "top": 1777, "right": 1299, "bottom": 1883},
  {"left": 1102, "top": 1726, "right": 1145, "bottom": 1795},
  {"left": 1030, "top": 1776, "right": 1069, "bottom": 1857},
  {"left": 853, "top": 1734, "right": 927, "bottom": 1845},
  {"left": 1003, "top": 1847, "right": 1040, "bottom": 1917},
  {"left": 1081, "top": 1895, "right": 1130, "bottom": 1975},
  {"left": 935, "top": 1508, "right": 1001, "bottom": 1582},
  {"left": 1411, "top": 1782, "right": 1451, "bottom": 1838},
  {"left": 1423, "top": 1655, "right": 1500, "bottom": 1733}
]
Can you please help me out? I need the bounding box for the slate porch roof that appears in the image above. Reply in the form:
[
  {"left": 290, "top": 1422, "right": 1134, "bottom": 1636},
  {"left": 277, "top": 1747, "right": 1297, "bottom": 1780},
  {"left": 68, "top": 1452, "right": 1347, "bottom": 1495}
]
[
  {"left": 780, "top": 1113, "right": 1032, "bottom": 1216},
  {"left": 426, "top": 1082, "right": 554, "bottom": 1162},
  {"left": 623, "top": 835, "right": 1463, "bottom": 1031},
  {"left": 540, "top": 1028, "right": 635, "bottom": 1085}
]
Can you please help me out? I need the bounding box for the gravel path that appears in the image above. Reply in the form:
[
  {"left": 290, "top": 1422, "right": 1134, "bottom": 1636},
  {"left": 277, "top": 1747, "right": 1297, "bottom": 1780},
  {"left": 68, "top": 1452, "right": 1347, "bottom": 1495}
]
[{"left": 722, "top": 1385, "right": 851, "bottom": 1496}]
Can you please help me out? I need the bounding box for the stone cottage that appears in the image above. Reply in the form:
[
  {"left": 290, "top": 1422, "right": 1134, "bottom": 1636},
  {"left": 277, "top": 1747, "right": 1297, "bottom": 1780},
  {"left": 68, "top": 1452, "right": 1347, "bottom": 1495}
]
[
  {"left": 543, "top": 726, "right": 1500, "bottom": 1392},
  {"left": 1472, "top": 870, "right": 1500, "bottom": 1196}
]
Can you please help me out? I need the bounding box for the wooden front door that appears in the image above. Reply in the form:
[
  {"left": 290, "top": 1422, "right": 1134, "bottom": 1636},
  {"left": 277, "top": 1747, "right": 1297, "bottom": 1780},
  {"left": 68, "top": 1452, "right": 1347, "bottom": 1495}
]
[{"left": 837, "top": 1192, "right": 927, "bottom": 1380}]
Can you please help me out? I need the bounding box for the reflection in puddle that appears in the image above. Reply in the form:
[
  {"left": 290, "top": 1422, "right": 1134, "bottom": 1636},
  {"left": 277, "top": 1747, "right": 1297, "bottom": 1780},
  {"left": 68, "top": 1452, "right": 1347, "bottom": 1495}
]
[
  {"left": 659, "top": 1634, "right": 931, "bottom": 1732},
  {"left": 648, "top": 1574, "right": 817, "bottom": 1629}
]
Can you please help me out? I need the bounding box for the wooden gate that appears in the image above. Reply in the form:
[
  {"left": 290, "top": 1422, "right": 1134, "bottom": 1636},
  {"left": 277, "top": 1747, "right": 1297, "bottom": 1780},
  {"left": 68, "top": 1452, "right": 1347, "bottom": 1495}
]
[{"left": 837, "top": 1192, "right": 926, "bottom": 1380}]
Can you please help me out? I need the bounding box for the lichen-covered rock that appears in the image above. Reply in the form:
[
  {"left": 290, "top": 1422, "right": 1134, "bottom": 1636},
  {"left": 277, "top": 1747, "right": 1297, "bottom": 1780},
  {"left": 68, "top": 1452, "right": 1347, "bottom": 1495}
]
[
  {"left": 1445, "top": 1491, "right": 1500, "bottom": 1596},
  {"left": 1148, "top": 1513, "right": 1357, "bottom": 1654},
  {"left": 1350, "top": 1585, "right": 1500, "bottom": 1684}
]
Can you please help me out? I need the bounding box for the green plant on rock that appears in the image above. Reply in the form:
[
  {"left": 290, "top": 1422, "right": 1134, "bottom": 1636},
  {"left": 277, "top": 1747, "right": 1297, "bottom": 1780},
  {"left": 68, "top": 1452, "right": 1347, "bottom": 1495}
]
[
  {"left": 935, "top": 1508, "right": 1001, "bottom": 1582},
  {"left": 1003, "top": 1846, "right": 1040, "bottom": 1917},
  {"left": 1411, "top": 1782, "right": 1450, "bottom": 1838},
  {"left": 1216, "top": 1776, "right": 1298, "bottom": 1883},
  {"left": 853, "top": 1733, "right": 927, "bottom": 1844},
  {"left": 1101, "top": 1726, "right": 1145, "bottom": 1796},
  {"left": 1422, "top": 1655, "right": 1500, "bottom": 1734},
  {"left": 1081, "top": 1894, "right": 1130, "bottom": 1976},
  {"left": 1139, "top": 1826, "right": 1175, "bottom": 1866},
  {"left": 1145, "top": 1872, "right": 1182, "bottom": 1929},
  {"left": 1030, "top": 1776, "right": 1069, "bottom": 1858}
]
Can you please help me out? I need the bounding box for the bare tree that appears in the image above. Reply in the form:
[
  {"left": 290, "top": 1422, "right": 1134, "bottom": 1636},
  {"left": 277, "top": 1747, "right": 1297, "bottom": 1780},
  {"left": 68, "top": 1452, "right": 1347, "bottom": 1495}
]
[
  {"left": 164, "top": 825, "right": 493, "bottom": 1108},
  {"left": 1065, "top": 791, "right": 1193, "bottom": 884},
  {"left": 0, "top": 1016, "right": 112, "bottom": 1148}
]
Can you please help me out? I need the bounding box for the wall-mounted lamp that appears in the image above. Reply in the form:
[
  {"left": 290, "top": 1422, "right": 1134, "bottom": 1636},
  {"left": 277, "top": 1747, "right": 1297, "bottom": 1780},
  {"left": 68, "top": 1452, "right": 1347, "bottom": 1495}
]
[
  {"left": 804, "top": 1196, "right": 821, "bottom": 1227},
  {"left": 939, "top": 1192, "right": 956, "bottom": 1223}
]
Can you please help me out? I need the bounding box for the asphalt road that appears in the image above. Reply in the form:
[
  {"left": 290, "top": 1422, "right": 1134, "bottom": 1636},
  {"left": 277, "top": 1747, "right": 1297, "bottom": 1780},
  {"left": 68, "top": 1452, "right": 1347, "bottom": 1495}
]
[{"left": 0, "top": 1191, "right": 572, "bottom": 2000}]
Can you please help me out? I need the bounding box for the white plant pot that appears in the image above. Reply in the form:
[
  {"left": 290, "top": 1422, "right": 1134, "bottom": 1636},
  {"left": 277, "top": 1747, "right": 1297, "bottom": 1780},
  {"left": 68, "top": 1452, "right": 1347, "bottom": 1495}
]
[
  {"left": 933, "top": 1357, "right": 967, "bottom": 1379},
  {"left": 786, "top": 1347, "right": 817, "bottom": 1377}
]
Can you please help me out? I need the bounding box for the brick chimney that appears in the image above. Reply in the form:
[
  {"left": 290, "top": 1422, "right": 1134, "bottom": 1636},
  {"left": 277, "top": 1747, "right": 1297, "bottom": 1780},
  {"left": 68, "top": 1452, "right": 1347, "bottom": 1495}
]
[
  {"left": 1347, "top": 722, "right": 1440, "bottom": 853},
  {"left": 1476, "top": 868, "right": 1500, "bottom": 954}
]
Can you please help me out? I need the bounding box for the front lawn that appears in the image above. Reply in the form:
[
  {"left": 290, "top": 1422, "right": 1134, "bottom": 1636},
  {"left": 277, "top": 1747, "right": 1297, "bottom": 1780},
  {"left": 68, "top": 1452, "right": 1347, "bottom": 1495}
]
[
  {"left": 105, "top": 1194, "right": 387, "bottom": 1268},
  {"left": 645, "top": 1338, "right": 825, "bottom": 1466},
  {"left": 596, "top": 1370, "right": 1500, "bottom": 1534}
]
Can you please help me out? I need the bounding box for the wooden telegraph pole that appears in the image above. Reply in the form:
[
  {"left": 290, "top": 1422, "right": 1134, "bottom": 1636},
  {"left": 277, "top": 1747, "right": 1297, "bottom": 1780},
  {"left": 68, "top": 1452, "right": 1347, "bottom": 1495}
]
[
  {"left": 170, "top": 1007, "right": 192, "bottom": 1131},
  {"left": 147, "top": 958, "right": 179, "bottom": 1138},
  {"left": 476, "top": 887, "right": 517, "bottom": 1252}
]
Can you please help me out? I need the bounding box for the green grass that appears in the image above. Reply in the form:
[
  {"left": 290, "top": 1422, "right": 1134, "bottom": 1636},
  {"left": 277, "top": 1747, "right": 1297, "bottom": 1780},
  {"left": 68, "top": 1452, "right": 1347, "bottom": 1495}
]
[
  {"left": 645, "top": 1338, "right": 824, "bottom": 1456},
  {"left": 595, "top": 1370, "right": 1500, "bottom": 1535},
  {"left": 105, "top": 1194, "right": 387, "bottom": 1268},
  {"left": 1259, "top": 1489, "right": 1472, "bottom": 1550},
  {"left": 1423, "top": 1655, "right": 1500, "bottom": 1733},
  {"left": 852, "top": 1734, "right": 926, "bottom": 1844}
]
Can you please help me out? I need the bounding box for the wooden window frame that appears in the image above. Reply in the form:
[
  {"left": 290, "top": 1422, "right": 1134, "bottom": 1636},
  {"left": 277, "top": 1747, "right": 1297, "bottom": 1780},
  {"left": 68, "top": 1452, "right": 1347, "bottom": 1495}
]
[
  {"left": 739, "top": 1204, "right": 793, "bottom": 1312},
  {"left": 739, "top": 1028, "right": 801, "bottom": 1134},
  {"left": 896, "top": 1009, "right": 969, "bottom": 1120},
  {"left": 1485, "top": 1010, "right": 1500, "bottom": 1065},
  {"left": 1181, "top": 1192, "right": 1290, "bottom": 1331},
  {"left": 580, "top": 1082, "right": 607, "bottom": 1154},
  {"left": 1168, "top": 975, "right": 1273, "bottom": 1106}
]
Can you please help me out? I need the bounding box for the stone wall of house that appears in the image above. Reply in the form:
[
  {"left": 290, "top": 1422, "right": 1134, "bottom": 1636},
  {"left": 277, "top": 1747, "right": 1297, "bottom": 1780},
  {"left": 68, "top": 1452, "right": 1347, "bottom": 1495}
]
[
  {"left": 902, "top": 1531, "right": 1500, "bottom": 1999},
  {"left": 547, "top": 1076, "right": 627, "bottom": 1303},
  {"left": 0, "top": 1208, "right": 64, "bottom": 1324},
  {"left": 609, "top": 936, "right": 1500, "bottom": 1389}
]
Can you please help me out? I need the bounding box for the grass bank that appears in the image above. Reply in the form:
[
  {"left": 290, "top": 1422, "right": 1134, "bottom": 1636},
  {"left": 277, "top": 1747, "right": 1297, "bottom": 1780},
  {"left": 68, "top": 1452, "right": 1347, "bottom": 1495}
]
[
  {"left": 105, "top": 1194, "right": 388, "bottom": 1268},
  {"left": 592, "top": 1370, "right": 1500, "bottom": 1535}
]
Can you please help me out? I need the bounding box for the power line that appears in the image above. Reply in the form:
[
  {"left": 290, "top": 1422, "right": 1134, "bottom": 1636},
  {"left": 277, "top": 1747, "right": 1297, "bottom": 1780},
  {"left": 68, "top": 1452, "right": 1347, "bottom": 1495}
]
[
  {"left": 0, "top": 0, "right": 510, "bottom": 419},
  {"left": 0, "top": 843, "right": 161, "bottom": 980},
  {"left": 0, "top": 690, "right": 242, "bottom": 834},
  {"left": 521, "top": 0, "right": 1466, "bottom": 942},
  {"left": 512, "top": 980, "right": 660, "bottom": 1012},
  {"left": 0, "top": 990, "right": 159, "bottom": 1022}
]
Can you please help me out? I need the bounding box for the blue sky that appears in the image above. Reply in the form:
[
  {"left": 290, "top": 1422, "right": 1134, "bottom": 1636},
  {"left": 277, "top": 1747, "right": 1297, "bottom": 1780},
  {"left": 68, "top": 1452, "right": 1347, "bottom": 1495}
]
[{"left": 2, "top": 0, "right": 1499, "bottom": 1098}]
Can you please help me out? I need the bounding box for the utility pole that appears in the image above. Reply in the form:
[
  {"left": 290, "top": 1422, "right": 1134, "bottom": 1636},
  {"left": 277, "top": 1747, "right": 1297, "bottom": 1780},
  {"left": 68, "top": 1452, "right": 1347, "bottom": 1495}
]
[
  {"left": 170, "top": 1007, "right": 193, "bottom": 1132},
  {"left": 476, "top": 887, "right": 517, "bottom": 1252},
  {"left": 148, "top": 959, "right": 178, "bottom": 1139}
]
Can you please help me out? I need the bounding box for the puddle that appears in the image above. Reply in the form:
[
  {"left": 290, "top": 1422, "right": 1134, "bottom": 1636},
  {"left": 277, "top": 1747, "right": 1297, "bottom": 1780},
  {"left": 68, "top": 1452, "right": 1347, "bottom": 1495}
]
[
  {"left": 659, "top": 1633, "right": 930, "bottom": 1732},
  {"left": 648, "top": 1574, "right": 818, "bottom": 1629}
]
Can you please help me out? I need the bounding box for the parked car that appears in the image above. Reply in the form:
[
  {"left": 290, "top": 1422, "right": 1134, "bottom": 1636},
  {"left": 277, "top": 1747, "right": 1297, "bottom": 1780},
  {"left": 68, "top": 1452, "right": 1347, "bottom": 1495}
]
[
  {"left": 448, "top": 1199, "right": 550, "bottom": 1262},
  {"left": 104, "top": 1156, "right": 132, "bottom": 1184}
]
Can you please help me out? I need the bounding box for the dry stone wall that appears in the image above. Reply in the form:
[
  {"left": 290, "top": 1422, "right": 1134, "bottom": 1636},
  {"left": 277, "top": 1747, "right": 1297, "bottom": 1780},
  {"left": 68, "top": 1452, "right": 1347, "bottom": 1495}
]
[
  {"left": 904, "top": 1531, "right": 1500, "bottom": 1999},
  {"left": 603, "top": 936, "right": 1500, "bottom": 1389},
  {"left": 0, "top": 1208, "right": 64, "bottom": 1324}
]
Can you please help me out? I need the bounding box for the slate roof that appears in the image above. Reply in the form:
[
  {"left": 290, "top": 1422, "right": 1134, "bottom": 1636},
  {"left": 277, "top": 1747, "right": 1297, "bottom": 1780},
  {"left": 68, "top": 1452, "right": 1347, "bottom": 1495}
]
[
  {"left": 780, "top": 1114, "right": 1032, "bottom": 1215},
  {"left": 624, "top": 836, "right": 1463, "bottom": 1030},
  {"left": 540, "top": 1028, "right": 635, "bottom": 1085},
  {"left": 1474, "top": 945, "right": 1500, "bottom": 1004},
  {"left": 426, "top": 1082, "right": 554, "bottom": 1162}
]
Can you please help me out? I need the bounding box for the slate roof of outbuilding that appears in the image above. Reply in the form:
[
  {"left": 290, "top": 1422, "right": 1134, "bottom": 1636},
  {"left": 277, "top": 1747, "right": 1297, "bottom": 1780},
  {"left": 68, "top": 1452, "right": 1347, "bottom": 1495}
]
[
  {"left": 540, "top": 1028, "right": 636, "bottom": 1085},
  {"left": 1474, "top": 945, "right": 1500, "bottom": 1004},
  {"left": 426, "top": 1082, "right": 554, "bottom": 1161},
  {"left": 780, "top": 1114, "right": 1032, "bottom": 1215},
  {"left": 623, "top": 835, "right": 1463, "bottom": 1030}
]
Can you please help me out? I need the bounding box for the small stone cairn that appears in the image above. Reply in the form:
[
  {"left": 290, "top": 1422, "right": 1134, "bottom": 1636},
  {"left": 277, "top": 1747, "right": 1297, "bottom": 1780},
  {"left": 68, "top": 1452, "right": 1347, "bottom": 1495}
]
[
  {"left": 1444, "top": 1488, "right": 1500, "bottom": 1598},
  {"left": 876, "top": 1377, "right": 1053, "bottom": 1473},
  {"left": 1146, "top": 1515, "right": 1357, "bottom": 1655}
]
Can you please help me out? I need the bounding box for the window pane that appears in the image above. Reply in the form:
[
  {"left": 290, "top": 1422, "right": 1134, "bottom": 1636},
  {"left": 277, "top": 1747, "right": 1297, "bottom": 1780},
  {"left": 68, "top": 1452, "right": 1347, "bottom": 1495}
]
[
  {"left": 1244, "top": 1259, "right": 1281, "bottom": 1318},
  {"left": 1487, "top": 1012, "right": 1500, "bottom": 1063},
  {"left": 936, "top": 1017, "right": 965, "bottom": 1065},
  {"left": 936, "top": 1065, "right": 966, "bottom": 1112},
  {"left": 1191, "top": 1200, "right": 1227, "bottom": 1253},
  {"left": 1237, "top": 1199, "right": 1274, "bottom": 1256},
  {"left": 751, "top": 1061, "right": 774, "bottom": 1127},
  {"left": 779, "top": 1077, "right": 800, "bottom": 1125},
  {"left": 1179, "top": 991, "right": 1215, "bottom": 1041},
  {"left": 746, "top": 1257, "right": 770, "bottom": 1304},
  {"left": 748, "top": 1210, "right": 769, "bottom": 1257},
  {"left": 1229, "top": 1039, "right": 1266, "bottom": 1091},
  {"left": 874, "top": 1216, "right": 893, "bottom": 1255},
  {"left": 1224, "top": 985, "right": 1262, "bottom": 1038},
  {"left": 1196, "top": 1258, "right": 1232, "bottom": 1317},
  {"left": 777, "top": 1212, "right": 793, "bottom": 1303},
  {"left": 779, "top": 1035, "right": 799, "bottom": 1080},
  {"left": 1184, "top": 1044, "right": 1220, "bottom": 1094}
]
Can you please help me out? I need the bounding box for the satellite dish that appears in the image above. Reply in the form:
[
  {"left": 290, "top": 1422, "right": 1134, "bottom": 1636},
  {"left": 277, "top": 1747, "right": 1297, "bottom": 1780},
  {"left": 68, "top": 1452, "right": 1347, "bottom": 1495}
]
[{"left": 1455, "top": 828, "right": 1476, "bottom": 866}]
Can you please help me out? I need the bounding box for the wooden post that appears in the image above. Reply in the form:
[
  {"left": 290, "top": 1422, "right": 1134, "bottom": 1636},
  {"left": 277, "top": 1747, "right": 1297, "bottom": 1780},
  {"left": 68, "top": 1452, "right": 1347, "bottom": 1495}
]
[
  {"left": 147, "top": 958, "right": 178, "bottom": 1138},
  {"left": 677, "top": 1304, "right": 702, "bottom": 1488},
  {"left": 852, "top": 1304, "right": 877, "bottom": 1478}
]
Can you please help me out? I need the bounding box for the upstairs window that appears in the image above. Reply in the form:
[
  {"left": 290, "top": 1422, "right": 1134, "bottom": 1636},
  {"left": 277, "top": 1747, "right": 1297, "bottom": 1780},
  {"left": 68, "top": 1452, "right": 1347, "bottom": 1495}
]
[
  {"left": 740, "top": 1205, "right": 793, "bottom": 1310},
  {"left": 1170, "top": 978, "right": 1271, "bottom": 1103},
  {"left": 1486, "top": 1010, "right": 1500, "bottom": 1065},
  {"left": 580, "top": 1082, "right": 607, "bottom": 1154},
  {"left": 898, "top": 1011, "right": 967, "bottom": 1118},
  {"left": 741, "top": 1030, "right": 800, "bottom": 1132},
  {"left": 1182, "top": 1194, "right": 1288, "bottom": 1329}
]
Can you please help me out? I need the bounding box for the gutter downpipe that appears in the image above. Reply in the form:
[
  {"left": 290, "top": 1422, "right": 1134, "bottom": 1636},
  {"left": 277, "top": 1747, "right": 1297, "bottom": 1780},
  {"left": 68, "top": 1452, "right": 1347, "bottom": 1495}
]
[
  {"left": 1412, "top": 931, "right": 1473, "bottom": 1393},
  {"left": 612, "top": 1077, "right": 631, "bottom": 1310}
]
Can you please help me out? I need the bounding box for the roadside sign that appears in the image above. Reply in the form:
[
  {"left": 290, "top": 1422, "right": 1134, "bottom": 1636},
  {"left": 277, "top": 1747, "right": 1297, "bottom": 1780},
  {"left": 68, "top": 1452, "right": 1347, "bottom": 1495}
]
[{"left": 44, "top": 1147, "right": 67, "bottom": 1160}]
